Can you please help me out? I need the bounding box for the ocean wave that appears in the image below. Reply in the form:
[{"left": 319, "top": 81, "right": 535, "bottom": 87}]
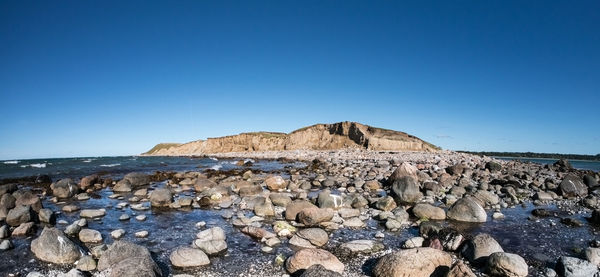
[
  {"left": 82, "top": 159, "right": 95, "bottom": 163},
  {"left": 3, "top": 160, "right": 19, "bottom": 164},
  {"left": 210, "top": 164, "right": 222, "bottom": 170},
  {"left": 30, "top": 163, "right": 47, "bottom": 168},
  {"left": 210, "top": 157, "right": 218, "bottom": 161},
  {"left": 100, "top": 163, "right": 120, "bottom": 167}
]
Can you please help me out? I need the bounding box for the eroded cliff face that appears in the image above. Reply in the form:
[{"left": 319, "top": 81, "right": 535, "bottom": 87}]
[{"left": 143, "top": 122, "right": 439, "bottom": 155}]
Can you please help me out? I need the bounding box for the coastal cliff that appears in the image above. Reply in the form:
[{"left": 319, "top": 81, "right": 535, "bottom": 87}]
[{"left": 142, "top": 121, "right": 440, "bottom": 155}]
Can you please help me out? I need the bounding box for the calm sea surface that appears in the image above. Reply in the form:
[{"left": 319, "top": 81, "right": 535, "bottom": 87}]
[
  {"left": 495, "top": 156, "right": 600, "bottom": 172},
  {"left": 0, "top": 156, "right": 305, "bottom": 180}
]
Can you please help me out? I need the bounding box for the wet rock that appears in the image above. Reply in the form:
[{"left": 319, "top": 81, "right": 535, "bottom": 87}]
[
  {"left": 122, "top": 172, "right": 151, "bottom": 187},
  {"left": 97, "top": 240, "right": 162, "bottom": 277},
  {"left": 62, "top": 204, "right": 80, "bottom": 213},
  {"left": 286, "top": 248, "right": 344, "bottom": 274},
  {"left": 150, "top": 188, "right": 172, "bottom": 207},
  {"left": 80, "top": 175, "right": 100, "bottom": 190},
  {"left": 241, "top": 226, "right": 276, "bottom": 239},
  {"left": 38, "top": 208, "right": 55, "bottom": 224},
  {"left": 285, "top": 200, "right": 318, "bottom": 221},
  {"left": 535, "top": 191, "right": 554, "bottom": 201},
  {"left": 0, "top": 239, "right": 12, "bottom": 250},
  {"left": 339, "top": 239, "right": 384, "bottom": 255},
  {"left": 585, "top": 247, "right": 600, "bottom": 266},
  {"left": 532, "top": 208, "right": 552, "bottom": 217},
  {"left": 65, "top": 222, "right": 82, "bottom": 236},
  {"left": 561, "top": 217, "right": 584, "bottom": 227},
  {"left": 80, "top": 209, "right": 106, "bottom": 218},
  {"left": 0, "top": 225, "right": 7, "bottom": 239},
  {"left": 194, "top": 227, "right": 227, "bottom": 255},
  {"left": 318, "top": 190, "right": 344, "bottom": 209},
  {"left": 113, "top": 180, "right": 132, "bottom": 192},
  {"left": 77, "top": 255, "right": 97, "bottom": 271},
  {"left": 170, "top": 246, "right": 210, "bottom": 267},
  {"left": 559, "top": 174, "right": 588, "bottom": 198},
  {"left": 135, "top": 230, "right": 149, "bottom": 238},
  {"left": 52, "top": 178, "right": 79, "bottom": 198},
  {"left": 12, "top": 221, "right": 35, "bottom": 236},
  {"left": 298, "top": 207, "right": 334, "bottom": 226},
  {"left": 474, "top": 190, "right": 500, "bottom": 207},
  {"left": 265, "top": 176, "right": 287, "bottom": 190},
  {"left": 299, "top": 264, "right": 343, "bottom": 277},
  {"left": 373, "top": 247, "right": 452, "bottom": 277},
  {"left": 31, "top": 227, "right": 81, "bottom": 264},
  {"left": 447, "top": 197, "right": 487, "bottom": 223},
  {"left": 438, "top": 228, "right": 464, "bottom": 251},
  {"left": 254, "top": 197, "right": 275, "bottom": 217},
  {"left": 392, "top": 176, "right": 423, "bottom": 204},
  {"left": 111, "top": 229, "right": 125, "bottom": 239},
  {"left": 375, "top": 196, "right": 397, "bottom": 212},
  {"left": 289, "top": 228, "right": 328, "bottom": 249},
  {"left": 79, "top": 228, "right": 103, "bottom": 243},
  {"left": 14, "top": 190, "right": 43, "bottom": 211},
  {"left": 487, "top": 252, "right": 528, "bottom": 277},
  {"left": 6, "top": 205, "right": 33, "bottom": 226},
  {"left": 402, "top": 237, "right": 424, "bottom": 249},
  {"left": 194, "top": 178, "right": 217, "bottom": 192},
  {"left": 461, "top": 233, "right": 504, "bottom": 264},
  {"left": 584, "top": 175, "right": 598, "bottom": 188},
  {"left": 447, "top": 260, "right": 476, "bottom": 277},
  {"left": 556, "top": 256, "right": 599, "bottom": 277},
  {"left": 412, "top": 203, "right": 446, "bottom": 220}
]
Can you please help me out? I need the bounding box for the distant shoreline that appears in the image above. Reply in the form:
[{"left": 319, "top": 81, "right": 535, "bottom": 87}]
[{"left": 461, "top": 151, "right": 600, "bottom": 161}]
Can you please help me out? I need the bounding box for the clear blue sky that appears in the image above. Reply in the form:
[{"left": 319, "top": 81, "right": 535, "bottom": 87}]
[{"left": 1, "top": 1, "right": 599, "bottom": 159}]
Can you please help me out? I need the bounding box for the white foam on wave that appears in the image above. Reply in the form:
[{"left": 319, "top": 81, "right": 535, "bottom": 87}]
[
  {"left": 82, "top": 159, "right": 95, "bottom": 163},
  {"left": 100, "top": 163, "right": 120, "bottom": 167},
  {"left": 3, "top": 160, "right": 19, "bottom": 164},
  {"left": 210, "top": 164, "right": 222, "bottom": 170},
  {"left": 210, "top": 157, "right": 218, "bottom": 161},
  {"left": 30, "top": 163, "right": 47, "bottom": 168}
]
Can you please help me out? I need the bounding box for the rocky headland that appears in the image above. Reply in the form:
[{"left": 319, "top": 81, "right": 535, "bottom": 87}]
[
  {"left": 142, "top": 121, "right": 440, "bottom": 156},
  {"left": 1, "top": 133, "right": 600, "bottom": 276}
]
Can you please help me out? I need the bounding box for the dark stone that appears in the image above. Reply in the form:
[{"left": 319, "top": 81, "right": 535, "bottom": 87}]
[
  {"left": 485, "top": 162, "right": 502, "bottom": 172},
  {"left": 299, "top": 264, "right": 342, "bottom": 277}
]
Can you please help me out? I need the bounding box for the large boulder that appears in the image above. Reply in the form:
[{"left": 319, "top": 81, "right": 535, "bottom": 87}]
[
  {"left": 447, "top": 197, "right": 487, "bottom": 223},
  {"left": 194, "top": 178, "right": 217, "bottom": 192},
  {"left": 373, "top": 247, "right": 452, "bottom": 277},
  {"left": 79, "top": 229, "right": 103, "bottom": 243},
  {"left": 559, "top": 174, "right": 588, "bottom": 198},
  {"left": 298, "top": 207, "right": 334, "bottom": 226},
  {"left": 461, "top": 233, "right": 504, "bottom": 264},
  {"left": 392, "top": 176, "right": 423, "bottom": 204},
  {"left": 14, "top": 190, "right": 43, "bottom": 212},
  {"left": 170, "top": 246, "right": 210, "bottom": 267},
  {"left": 289, "top": 228, "right": 329, "bottom": 249},
  {"left": 6, "top": 205, "right": 33, "bottom": 226},
  {"left": 122, "top": 172, "right": 151, "bottom": 187},
  {"left": 485, "top": 161, "right": 502, "bottom": 172},
  {"left": 80, "top": 175, "right": 100, "bottom": 190},
  {"left": 412, "top": 203, "right": 446, "bottom": 220},
  {"left": 193, "top": 227, "right": 227, "bottom": 255},
  {"left": 390, "top": 162, "right": 418, "bottom": 180},
  {"left": 97, "top": 240, "right": 162, "bottom": 277},
  {"left": 150, "top": 188, "right": 172, "bottom": 207},
  {"left": 487, "top": 252, "right": 528, "bottom": 277},
  {"left": 51, "top": 179, "right": 79, "bottom": 199},
  {"left": 556, "top": 256, "right": 599, "bottom": 277},
  {"left": 286, "top": 248, "right": 344, "bottom": 274},
  {"left": 285, "top": 200, "right": 318, "bottom": 221},
  {"left": 31, "top": 227, "right": 81, "bottom": 264}
]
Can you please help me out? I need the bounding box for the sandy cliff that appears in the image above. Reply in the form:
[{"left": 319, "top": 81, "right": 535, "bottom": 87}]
[{"left": 142, "top": 121, "right": 440, "bottom": 155}]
